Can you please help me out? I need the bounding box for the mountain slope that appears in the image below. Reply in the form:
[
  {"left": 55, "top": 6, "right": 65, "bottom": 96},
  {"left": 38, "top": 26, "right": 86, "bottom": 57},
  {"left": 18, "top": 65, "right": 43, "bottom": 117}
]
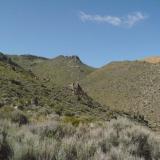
[
  {"left": 10, "top": 55, "right": 96, "bottom": 86},
  {"left": 30, "top": 55, "right": 96, "bottom": 86},
  {"left": 9, "top": 54, "right": 48, "bottom": 70},
  {"left": 0, "top": 54, "right": 159, "bottom": 160},
  {"left": 0, "top": 53, "right": 118, "bottom": 122},
  {"left": 1, "top": 53, "right": 153, "bottom": 127},
  {"left": 82, "top": 61, "right": 160, "bottom": 130}
]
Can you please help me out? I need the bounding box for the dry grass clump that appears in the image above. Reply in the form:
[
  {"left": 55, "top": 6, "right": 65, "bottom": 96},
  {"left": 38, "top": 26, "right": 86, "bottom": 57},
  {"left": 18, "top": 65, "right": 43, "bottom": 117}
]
[
  {"left": 0, "top": 117, "right": 160, "bottom": 160},
  {"left": 11, "top": 110, "right": 29, "bottom": 126},
  {"left": 0, "top": 130, "right": 13, "bottom": 160}
]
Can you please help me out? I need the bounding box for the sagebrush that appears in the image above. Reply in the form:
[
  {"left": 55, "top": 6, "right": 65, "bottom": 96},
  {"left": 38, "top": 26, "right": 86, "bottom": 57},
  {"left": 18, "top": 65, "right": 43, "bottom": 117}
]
[{"left": 0, "top": 117, "right": 160, "bottom": 160}]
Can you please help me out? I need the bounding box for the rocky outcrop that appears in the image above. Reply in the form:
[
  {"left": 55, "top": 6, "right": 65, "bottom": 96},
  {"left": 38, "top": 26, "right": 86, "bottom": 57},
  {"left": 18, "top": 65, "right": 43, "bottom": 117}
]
[
  {"left": 57, "top": 55, "right": 82, "bottom": 64},
  {"left": 69, "top": 82, "right": 86, "bottom": 96}
]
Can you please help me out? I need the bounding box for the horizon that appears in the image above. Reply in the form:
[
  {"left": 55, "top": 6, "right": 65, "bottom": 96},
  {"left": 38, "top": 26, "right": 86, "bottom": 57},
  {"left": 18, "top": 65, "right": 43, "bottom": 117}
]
[
  {"left": 3, "top": 52, "right": 160, "bottom": 68},
  {"left": 0, "top": 0, "right": 160, "bottom": 67}
]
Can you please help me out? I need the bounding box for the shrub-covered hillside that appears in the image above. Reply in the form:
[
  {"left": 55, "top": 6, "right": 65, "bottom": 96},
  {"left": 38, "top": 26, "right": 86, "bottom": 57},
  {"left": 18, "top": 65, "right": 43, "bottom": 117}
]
[
  {"left": 8, "top": 54, "right": 48, "bottom": 70},
  {"left": 82, "top": 61, "right": 160, "bottom": 131},
  {"left": 10, "top": 54, "right": 96, "bottom": 86},
  {"left": 0, "top": 52, "right": 120, "bottom": 123},
  {"left": 1, "top": 52, "right": 160, "bottom": 160}
]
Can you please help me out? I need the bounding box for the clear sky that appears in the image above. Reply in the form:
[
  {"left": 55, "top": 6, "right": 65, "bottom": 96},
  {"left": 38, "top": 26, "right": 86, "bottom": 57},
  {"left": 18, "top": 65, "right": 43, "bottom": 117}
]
[{"left": 0, "top": 0, "right": 160, "bottom": 67}]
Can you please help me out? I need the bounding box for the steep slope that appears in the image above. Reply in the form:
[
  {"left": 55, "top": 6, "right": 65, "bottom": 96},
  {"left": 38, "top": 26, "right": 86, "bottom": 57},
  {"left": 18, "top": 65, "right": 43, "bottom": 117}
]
[
  {"left": 30, "top": 55, "right": 96, "bottom": 86},
  {"left": 1, "top": 56, "right": 159, "bottom": 160},
  {"left": 10, "top": 54, "right": 96, "bottom": 86},
  {"left": 0, "top": 53, "right": 117, "bottom": 122},
  {"left": 9, "top": 54, "right": 48, "bottom": 70},
  {"left": 82, "top": 61, "right": 160, "bottom": 131}
]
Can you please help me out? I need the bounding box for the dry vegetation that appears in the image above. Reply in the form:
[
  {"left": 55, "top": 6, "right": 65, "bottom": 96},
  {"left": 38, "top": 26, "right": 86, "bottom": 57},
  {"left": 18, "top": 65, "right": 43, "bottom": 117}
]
[
  {"left": 10, "top": 55, "right": 95, "bottom": 86},
  {"left": 82, "top": 61, "right": 160, "bottom": 131},
  {"left": 0, "top": 117, "right": 160, "bottom": 160},
  {"left": 1, "top": 53, "right": 160, "bottom": 160},
  {"left": 7, "top": 53, "right": 160, "bottom": 131}
]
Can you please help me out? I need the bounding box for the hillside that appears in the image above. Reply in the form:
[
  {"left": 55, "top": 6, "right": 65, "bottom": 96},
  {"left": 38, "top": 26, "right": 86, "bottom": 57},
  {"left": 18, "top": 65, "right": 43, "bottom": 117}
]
[
  {"left": 82, "top": 60, "right": 160, "bottom": 131},
  {"left": 5, "top": 53, "right": 160, "bottom": 130},
  {"left": 1, "top": 52, "right": 160, "bottom": 159},
  {"left": 9, "top": 54, "right": 48, "bottom": 70},
  {"left": 0, "top": 52, "right": 118, "bottom": 123},
  {"left": 10, "top": 55, "right": 96, "bottom": 86}
]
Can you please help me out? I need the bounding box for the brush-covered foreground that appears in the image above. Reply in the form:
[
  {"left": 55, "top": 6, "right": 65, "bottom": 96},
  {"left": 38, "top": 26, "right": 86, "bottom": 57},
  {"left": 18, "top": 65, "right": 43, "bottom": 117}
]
[
  {"left": 1, "top": 52, "right": 160, "bottom": 160},
  {"left": 0, "top": 117, "right": 160, "bottom": 160}
]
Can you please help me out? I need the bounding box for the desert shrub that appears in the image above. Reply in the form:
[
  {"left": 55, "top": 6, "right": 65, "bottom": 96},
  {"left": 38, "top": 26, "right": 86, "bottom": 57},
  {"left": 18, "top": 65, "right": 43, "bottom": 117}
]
[
  {"left": 93, "top": 148, "right": 145, "bottom": 160},
  {"left": 37, "top": 107, "right": 52, "bottom": 116},
  {"left": 63, "top": 116, "right": 92, "bottom": 126},
  {"left": 0, "top": 106, "right": 14, "bottom": 120},
  {"left": 57, "top": 138, "right": 78, "bottom": 160},
  {"left": 19, "top": 151, "right": 36, "bottom": 160},
  {"left": 0, "top": 117, "right": 160, "bottom": 160},
  {"left": 64, "top": 110, "right": 75, "bottom": 116},
  {"left": 0, "top": 130, "right": 13, "bottom": 160},
  {"left": 57, "top": 137, "right": 97, "bottom": 160},
  {"left": 63, "top": 116, "right": 82, "bottom": 126},
  {"left": 54, "top": 106, "right": 63, "bottom": 116},
  {"left": 11, "top": 110, "right": 29, "bottom": 126},
  {"left": 29, "top": 121, "right": 76, "bottom": 139}
]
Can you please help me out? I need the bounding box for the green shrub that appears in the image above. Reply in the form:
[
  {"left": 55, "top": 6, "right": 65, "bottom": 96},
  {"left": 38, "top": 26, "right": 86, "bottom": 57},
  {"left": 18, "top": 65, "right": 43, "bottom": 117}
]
[
  {"left": 64, "top": 111, "right": 75, "bottom": 117},
  {"left": 54, "top": 106, "right": 63, "bottom": 116},
  {"left": 63, "top": 116, "right": 92, "bottom": 126},
  {"left": 29, "top": 121, "right": 76, "bottom": 139}
]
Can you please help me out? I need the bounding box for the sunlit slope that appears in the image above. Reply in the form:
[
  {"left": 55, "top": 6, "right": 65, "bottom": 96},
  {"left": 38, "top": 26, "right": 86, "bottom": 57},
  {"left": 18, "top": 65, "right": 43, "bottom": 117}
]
[
  {"left": 9, "top": 54, "right": 48, "bottom": 70},
  {"left": 82, "top": 61, "right": 160, "bottom": 130},
  {"left": 0, "top": 53, "right": 116, "bottom": 121},
  {"left": 30, "top": 55, "right": 96, "bottom": 86}
]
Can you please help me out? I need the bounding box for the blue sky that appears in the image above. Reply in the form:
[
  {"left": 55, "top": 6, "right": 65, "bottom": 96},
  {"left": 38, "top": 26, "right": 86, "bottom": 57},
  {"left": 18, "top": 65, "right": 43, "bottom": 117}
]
[{"left": 0, "top": 0, "right": 160, "bottom": 67}]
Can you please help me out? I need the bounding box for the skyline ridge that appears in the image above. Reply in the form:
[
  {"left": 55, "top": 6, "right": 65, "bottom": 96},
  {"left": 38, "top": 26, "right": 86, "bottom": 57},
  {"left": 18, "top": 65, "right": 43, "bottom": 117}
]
[
  {"left": 0, "top": 0, "right": 159, "bottom": 67},
  {"left": 3, "top": 51, "right": 160, "bottom": 68}
]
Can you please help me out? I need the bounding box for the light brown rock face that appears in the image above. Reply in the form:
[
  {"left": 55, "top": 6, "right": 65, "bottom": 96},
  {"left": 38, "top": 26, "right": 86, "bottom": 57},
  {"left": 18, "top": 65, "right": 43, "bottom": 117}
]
[{"left": 143, "top": 56, "right": 160, "bottom": 64}]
